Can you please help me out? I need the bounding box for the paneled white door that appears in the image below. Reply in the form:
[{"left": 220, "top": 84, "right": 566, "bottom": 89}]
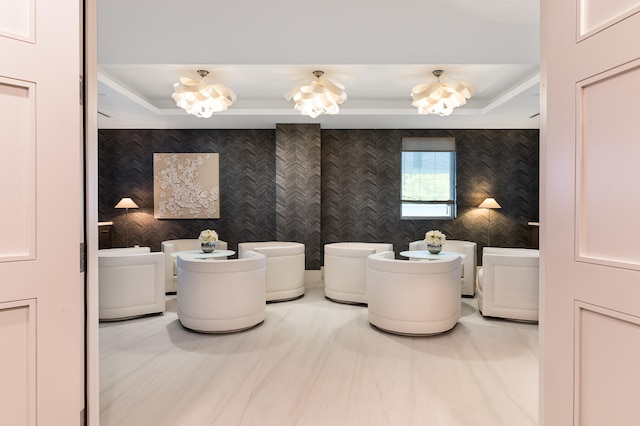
[
  {"left": 0, "top": 0, "right": 84, "bottom": 424},
  {"left": 542, "top": 0, "right": 640, "bottom": 424}
]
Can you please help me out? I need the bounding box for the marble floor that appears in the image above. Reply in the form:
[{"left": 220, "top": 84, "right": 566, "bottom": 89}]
[{"left": 100, "top": 284, "right": 538, "bottom": 426}]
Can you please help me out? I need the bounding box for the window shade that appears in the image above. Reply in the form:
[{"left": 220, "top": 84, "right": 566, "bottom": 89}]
[{"left": 402, "top": 137, "right": 456, "bottom": 152}]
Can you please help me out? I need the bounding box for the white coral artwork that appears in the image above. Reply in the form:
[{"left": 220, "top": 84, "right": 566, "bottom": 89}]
[{"left": 154, "top": 153, "right": 220, "bottom": 218}]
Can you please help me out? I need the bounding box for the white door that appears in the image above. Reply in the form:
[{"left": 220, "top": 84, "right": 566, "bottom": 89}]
[
  {"left": 542, "top": 1, "right": 640, "bottom": 424},
  {"left": 0, "top": 0, "right": 85, "bottom": 424}
]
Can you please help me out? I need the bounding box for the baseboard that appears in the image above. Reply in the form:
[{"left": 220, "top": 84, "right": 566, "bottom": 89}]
[{"left": 304, "top": 269, "right": 323, "bottom": 288}]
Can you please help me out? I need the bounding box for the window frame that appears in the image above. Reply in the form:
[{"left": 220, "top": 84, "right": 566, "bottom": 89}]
[{"left": 400, "top": 137, "right": 457, "bottom": 220}]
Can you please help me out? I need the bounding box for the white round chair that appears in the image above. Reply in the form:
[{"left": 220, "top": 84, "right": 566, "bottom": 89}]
[
  {"left": 237, "top": 241, "right": 305, "bottom": 302},
  {"left": 176, "top": 250, "right": 266, "bottom": 333},
  {"left": 161, "top": 238, "right": 228, "bottom": 293},
  {"left": 408, "top": 239, "right": 477, "bottom": 297},
  {"left": 367, "top": 251, "right": 462, "bottom": 335},
  {"left": 323, "top": 242, "right": 393, "bottom": 304}
]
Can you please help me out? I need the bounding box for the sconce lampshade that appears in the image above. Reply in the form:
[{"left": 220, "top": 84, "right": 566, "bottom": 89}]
[
  {"left": 478, "top": 197, "right": 501, "bottom": 209},
  {"left": 114, "top": 197, "right": 139, "bottom": 209},
  {"left": 284, "top": 70, "right": 347, "bottom": 118},
  {"left": 171, "top": 70, "right": 236, "bottom": 118},
  {"left": 411, "top": 69, "right": 473, "bottom": 116}
]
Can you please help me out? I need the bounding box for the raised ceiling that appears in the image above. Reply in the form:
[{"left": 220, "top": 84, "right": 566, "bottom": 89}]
[{"left": 97, "top": 0, "right": 540, "bottom": 130}]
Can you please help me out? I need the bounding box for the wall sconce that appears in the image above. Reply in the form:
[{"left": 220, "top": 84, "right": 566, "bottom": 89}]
[
  {"left": 115, "top": 197, "right": 139, "bottom": 247},
  {"left": 478, "top": 197, "right": 501, "bottom": 246}
]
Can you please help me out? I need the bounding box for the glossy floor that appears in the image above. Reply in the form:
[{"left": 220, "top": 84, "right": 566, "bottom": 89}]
[{"left": 100, "top": 285, "right": 538, "bottom": 426}]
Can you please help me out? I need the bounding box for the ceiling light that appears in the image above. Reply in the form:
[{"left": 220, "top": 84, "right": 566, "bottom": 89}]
[
  {"left": 411, "top": 70, "right": 472, "bottom": 116},
  {"left": 284, "top": 70, "right": 347, "bottom": 118},
  {"left": 171, "top": 70, "right": 236, "bottom": 118}
]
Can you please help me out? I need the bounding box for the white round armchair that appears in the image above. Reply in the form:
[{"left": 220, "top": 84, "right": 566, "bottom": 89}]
[
  {"left": 409, "top": 239, "right": 477, "bottom": 297},
  {"left": 367, "top": 251, "right": 462, "bottom": 335},
  {"left": 176, "top": 250, "right": 266, "bottom": 333},
  {"left": 238, "top": 241, "right": 305, "bottom": 302},
  {"left": 323, "top": 242, "right": 394, "bottom": 304},
  {"left": 161, "top": 238, "right": 228, "bottom": 293}
]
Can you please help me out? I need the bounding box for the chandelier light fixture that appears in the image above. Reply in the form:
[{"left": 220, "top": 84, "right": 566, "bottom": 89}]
[
  {"left": 410, "top": 69, "right": 473, "bottom": 116},
  {"left": 171, "top": 70, "right": 236, "bottom": 118},
  {"left": 284, "top": 70, "right": 347, "bottom": 118}
]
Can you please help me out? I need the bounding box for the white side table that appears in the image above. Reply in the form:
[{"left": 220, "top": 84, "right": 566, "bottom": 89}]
[
  {"left": 399, "top": 250, "right": 465, "bottom": 261},
  {"left": 172, "top": 249, "right": 235, "bottom": 260}
]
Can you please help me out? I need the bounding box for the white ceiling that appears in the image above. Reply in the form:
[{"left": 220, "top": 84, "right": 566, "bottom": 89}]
[{"left": 97, "top": 0, "right": 540, "bottom": 130}]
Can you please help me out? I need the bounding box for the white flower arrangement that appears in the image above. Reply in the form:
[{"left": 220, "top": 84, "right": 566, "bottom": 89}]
[
  {"left": 198, "top": 229, "right": 219, "bottom": 243},
  {"left": 155, "top": 154, "right": 219, "bottom": 218},
  {"left": 424, "top": 230, "right": 446, "bottom": 246}
]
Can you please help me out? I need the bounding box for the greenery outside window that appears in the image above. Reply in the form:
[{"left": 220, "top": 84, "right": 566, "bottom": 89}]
[{"left": 401, "top": 137, "right": 456, "bottom": 219}]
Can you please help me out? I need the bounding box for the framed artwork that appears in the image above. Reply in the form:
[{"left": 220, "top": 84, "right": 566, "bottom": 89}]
[{"left": 153, "top": 153, "right": 220, "bottom": 219}]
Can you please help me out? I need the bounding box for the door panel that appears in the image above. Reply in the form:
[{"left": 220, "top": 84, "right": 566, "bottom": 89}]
[
  {"left": 577, "top": 61, "right": 640, "bottom": 270},
  {"left": 542, "top": 0, "right": 640, "bottom": 424},
  {"left": 0, "top": 77, "right": 35, "bottom": 262},
  {"left": 0, "top": 0, "right": 34, "bottom": 42},
  {"left": 0, "top": 0, "right": 84, "bottom": 424},
  {"left": 575, "top": 302, "right": 640, "bottom": 425},
  {"left": 0, "top": 300, "right": 36, "bottom": 425},
  {"left": 579, "top": 0, "right": 640, "bottom": 37}
]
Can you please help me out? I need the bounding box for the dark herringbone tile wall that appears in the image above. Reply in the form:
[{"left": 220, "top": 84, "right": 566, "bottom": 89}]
[
  {"left": 275, "top": 124, "right": 322, "bottom": 269},
  {"left": 99, "top": 129, "right": 276, "bottom": 254},
  {"left": 321, "top": 129, "right": 539, "bottom": 262},
  {"left": 99, "top": 127, "right": 538, "bottom": 268}
]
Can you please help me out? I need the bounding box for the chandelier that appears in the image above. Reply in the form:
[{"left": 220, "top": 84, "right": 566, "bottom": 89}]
[
  {"left": 410, "top": 70, "right": 472, "bottom": 116},
  {"left": 171, "top": 70, "right": 236, "bottom": 118},
  {"left": 284, "top": 70, "right": 347, "bottom": 118}
]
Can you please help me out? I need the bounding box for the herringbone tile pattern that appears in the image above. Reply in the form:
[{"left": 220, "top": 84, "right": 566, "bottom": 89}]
[
  {"left": 275, "top": 124, "right": 322, "bottom": 270},
  {"left": 99, "top": 127, "right": 539, "bottom": 268},
  {"left": 321, "top": 129, "right": 539, "bottom": 261},
  {"left": 99, "top": 129, "right": 276, "bottom": 252}
]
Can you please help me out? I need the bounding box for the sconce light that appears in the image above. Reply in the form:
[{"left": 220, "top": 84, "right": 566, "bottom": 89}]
[
  {"left": 478, "top": 197, "right": 501, "bottom": 246},
  {"left": 115, "top": 197, "right": 139, "bottom": 247}
]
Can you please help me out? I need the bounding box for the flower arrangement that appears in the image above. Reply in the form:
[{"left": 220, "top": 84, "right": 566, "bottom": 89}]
[
  {"left": 198, "top": 229, "right": 219, "bottom": 243},
  {"left": 424, "top": 230, "right": 446, "bottom": 247}
]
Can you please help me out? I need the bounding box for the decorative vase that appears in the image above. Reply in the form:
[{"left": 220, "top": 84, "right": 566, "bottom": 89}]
[
  {"left": 201, "top": 241, "right": 217, "bottom": 253},
  {"left": 427, "top": 244, "right": 442, "bottom": 254}
]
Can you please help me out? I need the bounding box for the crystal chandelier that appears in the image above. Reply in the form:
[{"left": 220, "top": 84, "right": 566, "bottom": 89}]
[
  {"left": 171, "top": 70, "right": 236, "bottom": 118},
  {"left": 410, "top": 70, "right": 472, "bottom": 116},
  {"left": 284, "top": 70, "right": 347, "bottom": 118}
]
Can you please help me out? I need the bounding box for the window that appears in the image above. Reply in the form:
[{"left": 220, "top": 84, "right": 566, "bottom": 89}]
[{"left": 401, "top": 137, "right": 456, "bottom": 219}]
